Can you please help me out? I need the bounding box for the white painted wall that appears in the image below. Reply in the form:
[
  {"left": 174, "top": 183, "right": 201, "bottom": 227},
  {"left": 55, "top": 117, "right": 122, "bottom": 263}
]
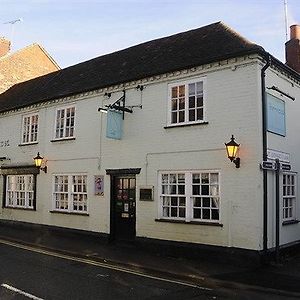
[
  {"left": 265, "top": 67, "right": 300, "bottom": 248},
  {"left": 0, "top": 56, "right": 276, "bottom": 251}
]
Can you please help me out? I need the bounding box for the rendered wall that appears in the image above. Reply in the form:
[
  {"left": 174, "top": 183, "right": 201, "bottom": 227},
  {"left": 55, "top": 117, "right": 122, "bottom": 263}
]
[
  {"left": 265, "top": 67, "right": 300, "bottom": 248},
  {"left": 0, "top": 57, "right": 264, "bottom": 250}
]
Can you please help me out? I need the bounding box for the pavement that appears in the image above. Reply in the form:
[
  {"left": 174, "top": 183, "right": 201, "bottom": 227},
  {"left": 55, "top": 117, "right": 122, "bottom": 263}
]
[{"left": 0, "top": 223, "right": 300, "bottom": 298}]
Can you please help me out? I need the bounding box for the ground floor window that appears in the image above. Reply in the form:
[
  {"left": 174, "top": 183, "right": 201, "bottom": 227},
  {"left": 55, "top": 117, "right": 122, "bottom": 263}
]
[
  {"left": 283, "top": 173, "right": 297, "bottom": 221},
  {"left": 5, "top": 174, "right": 35, "bottom": 209},
  {"left": 53, "top": 174, "right": 88, "bottom": 213},
  {"left": 159, "top": 171, "right": 220, "bottom": 222}
]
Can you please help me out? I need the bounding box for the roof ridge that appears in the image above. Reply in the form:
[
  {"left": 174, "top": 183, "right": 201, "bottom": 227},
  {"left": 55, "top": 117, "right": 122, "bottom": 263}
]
[{"left": 220, "top": 21, "right": 259, "bottom": 46}]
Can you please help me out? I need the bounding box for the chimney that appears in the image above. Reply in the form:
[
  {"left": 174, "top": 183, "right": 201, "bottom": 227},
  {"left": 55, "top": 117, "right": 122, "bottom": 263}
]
[
  {"left": 285, "top": 24, "right": 300, "bottom": 73},
  {"left": 0, "top": 37, "right": 11, "bottom": 57}
]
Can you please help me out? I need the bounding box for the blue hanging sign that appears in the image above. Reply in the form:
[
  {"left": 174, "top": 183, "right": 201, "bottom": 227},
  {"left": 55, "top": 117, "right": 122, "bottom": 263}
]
[
  {"left": 267, "top": 94, "right": 286, "bottom": 136},
  {"left": 106, "top": 110, "right": 123, "bottom": 139}
]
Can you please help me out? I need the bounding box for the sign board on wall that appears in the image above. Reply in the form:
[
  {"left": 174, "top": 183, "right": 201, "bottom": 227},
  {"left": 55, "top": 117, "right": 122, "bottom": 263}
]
[
  {"left": 267, "top": 149, "right": 290, "bottom": 163},
  {"left": 106, "top": 110, "right": 123, "bottom": 140},
  {"left": 94, "top": 175, "right": 104, "bottom": 196},
  {"left": 267, "top": 93, "right": 286, "bottom": 136}
]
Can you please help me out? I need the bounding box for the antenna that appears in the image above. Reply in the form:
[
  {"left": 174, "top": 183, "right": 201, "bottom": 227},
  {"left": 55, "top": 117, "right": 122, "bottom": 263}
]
[
  {"left": 3, "top": 18, "right": 23, "bottom": 25},
  {"left": 284, "top": 0, "right": 289, "bottom": 41},
  {"left": 3, "top": 18, "right": 23, "bottom": 49}
]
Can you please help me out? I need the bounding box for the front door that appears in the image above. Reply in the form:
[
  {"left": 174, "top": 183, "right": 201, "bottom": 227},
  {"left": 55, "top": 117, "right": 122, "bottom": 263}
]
[{"left": 112, "top": 176, "right": 136, "bottom": 241}]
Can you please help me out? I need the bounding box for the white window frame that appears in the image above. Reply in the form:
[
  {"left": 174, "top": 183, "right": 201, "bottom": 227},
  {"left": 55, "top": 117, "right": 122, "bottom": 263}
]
[
  {"left": 167, "top": 77, "right": 206, "bottom": 126},
  {"left": 5, "top": 174, "right": 35, "bottom": 209},
  {"left": 21, "top": 112, "right": 39, "bottom": 144},
  {"left": 52, "top": 174, "right": 88, "bottom": 214},
  {"left": 282, "top": 172, "right": 297, "bottom": 222},
  {"left": 54, "top": 106, "right": 76, "bottom": 140},
  {"left": 158, "top": 170, "right": 220, "bottom": 223}
]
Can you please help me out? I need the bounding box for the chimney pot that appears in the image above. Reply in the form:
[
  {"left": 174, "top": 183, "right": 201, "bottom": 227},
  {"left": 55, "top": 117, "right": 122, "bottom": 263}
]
[
  {"left": 290, "top": 24, "right": 300, "bottom": 40},
  {"left": 0, "top": 37, "right": 11, "bottom": 57}
]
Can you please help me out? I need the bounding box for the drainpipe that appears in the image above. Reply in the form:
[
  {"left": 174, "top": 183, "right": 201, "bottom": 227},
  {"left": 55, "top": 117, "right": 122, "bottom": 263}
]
[{"left": 261, "top": 54, "right": 271, "bottom": 261}]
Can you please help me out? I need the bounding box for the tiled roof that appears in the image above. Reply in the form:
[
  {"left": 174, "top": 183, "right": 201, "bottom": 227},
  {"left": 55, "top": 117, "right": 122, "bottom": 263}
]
[{"left": 0, "top": 21, "right": 266, "bottom": 113}]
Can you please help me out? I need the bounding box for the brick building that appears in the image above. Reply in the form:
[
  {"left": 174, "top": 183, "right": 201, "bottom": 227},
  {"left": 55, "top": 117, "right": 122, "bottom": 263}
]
[{"left": 0, "top": 38, "right": 59, "bottom": 94}]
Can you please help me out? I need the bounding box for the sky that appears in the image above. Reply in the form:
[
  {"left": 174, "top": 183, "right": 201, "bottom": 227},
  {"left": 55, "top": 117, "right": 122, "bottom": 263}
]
[{"left": 0, "top": 0, "right": 299, "bottom": 69}]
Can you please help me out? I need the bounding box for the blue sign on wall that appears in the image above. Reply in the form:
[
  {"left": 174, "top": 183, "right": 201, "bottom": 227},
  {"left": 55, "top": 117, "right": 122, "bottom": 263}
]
[
  {"left": 106, "top": 110, "right": 123, "bottom": 140},
  {"left": 267, "top": 94, "right": 286, "bottom": 136}
]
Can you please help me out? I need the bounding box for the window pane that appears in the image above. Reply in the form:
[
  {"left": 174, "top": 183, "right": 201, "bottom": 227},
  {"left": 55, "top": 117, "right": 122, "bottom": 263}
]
[
  {"left": 193, "top": 185, "right": 200, "bottom": 195},
  {"left": 193, "top": 174, "right": 200, "bottom": 184},
  {"left": 197, "top": 108, "right": 203, "bottom": 120},
  {"left": 179, "top": 85, "right": 185, "bottom": 97},
  {"left": 188, "top": 83, "right": 195, "bottom": 95},
  {"left": 189, "top": 97, "right": 195, "bottom": 108},
  {"left": 171, "top": 197, "right": 177, "bottom": 206},
  {"left": 171, "top": 99, "right": 177, "bottom": 111},
  {"left": 197, "top": 96, "right": 203, "bottom": 107},
  {"left": 171, "top": 207, "right": 177, "bottom": 217},
  {"left": 178, "top": 185, "right": 185, "bottom": 194},
  {"left": 203, "top": 209, "right": 210, "bottom": 219},
  {"left": 179, "top": 208, "right": 185, "bottom": 217},
  {"left": 171, "top": 112, "right": 177, "bottom": 124},
  {"left": 196, "top": 82, "right": 203, "bottom": 93},
  {"left": 179, "top": 111, "right": 184, "bottom": 122},
  {"left": 189, "top": 110, "right": 195, "bottom": 121},
  {"left": 203, "top": 198, "right": 210, "bottom": 207},
  {"left": 171, "top": 87, "right": 177, "bottom": 98},
  {"left": 193, "top": 197, "right": 201, "bottom": 207}
]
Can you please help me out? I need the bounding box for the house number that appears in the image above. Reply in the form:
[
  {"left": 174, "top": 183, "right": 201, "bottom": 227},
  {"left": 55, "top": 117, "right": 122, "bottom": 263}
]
[{"left": 0, "top": 140, "right": 9, "bottom": 147}]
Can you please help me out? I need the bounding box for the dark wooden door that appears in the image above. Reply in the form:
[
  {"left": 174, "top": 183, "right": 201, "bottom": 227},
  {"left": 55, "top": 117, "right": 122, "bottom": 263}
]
[{"left": 112, "top": 176, "right": 136, "bottom": 240}]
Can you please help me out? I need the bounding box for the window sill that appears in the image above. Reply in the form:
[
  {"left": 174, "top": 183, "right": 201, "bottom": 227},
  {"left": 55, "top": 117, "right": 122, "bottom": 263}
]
[
  {"left": 3, "top": 206, "right": 35, "bottom": 211},
  {"left": 50, "top": 210, "right": 89, "bottom": 216},
  {"left": 164, "top": 121, "right": 208, "bottom": 129},
  {"left": 155, "top": 218, "right": 223, "bottom": 227},
  {"left": 18, "top": 142, "right": 39, "bottom": 147},
  {"left": 50, "top": 137, "right": 76, "bottom": 143},
  {"left": 282, "top": 219, "right": 299, "bottom": 226}
]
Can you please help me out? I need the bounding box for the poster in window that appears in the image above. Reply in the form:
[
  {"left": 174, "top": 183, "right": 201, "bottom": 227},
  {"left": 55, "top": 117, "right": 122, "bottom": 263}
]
[
  {"left": 106, "top": 110, "right": 123, "bottom": 140},
  {"left": 267, "top": 94, "right": 286, "bottom": 136},
  {"left": 94, "top": 175, "right": 104, "bottom": 196}
]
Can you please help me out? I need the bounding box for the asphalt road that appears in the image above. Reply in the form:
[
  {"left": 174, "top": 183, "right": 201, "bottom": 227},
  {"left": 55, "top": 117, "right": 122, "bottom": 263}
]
[
  {"left": 0, "top": 242, "right": 215, "bottom": 300},
  {"left": 0, "top": 241, "right": 299, "bottom": 300}
]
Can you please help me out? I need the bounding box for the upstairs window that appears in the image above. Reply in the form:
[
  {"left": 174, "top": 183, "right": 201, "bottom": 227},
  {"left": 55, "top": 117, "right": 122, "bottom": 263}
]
[
  {"left": 55, "top": 106, "right": 75, "bottom": 139},
  {"left": 169, "top": 78, "right": 205, "bottom": 126},
  {"left": 21, "top": 113, "right": 39, "bottom": 144}
]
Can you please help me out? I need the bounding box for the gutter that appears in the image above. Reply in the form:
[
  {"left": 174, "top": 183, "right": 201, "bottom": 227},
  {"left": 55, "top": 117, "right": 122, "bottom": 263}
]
[{"left": 261, "top": 54, "right": 271, "bottom": 261}]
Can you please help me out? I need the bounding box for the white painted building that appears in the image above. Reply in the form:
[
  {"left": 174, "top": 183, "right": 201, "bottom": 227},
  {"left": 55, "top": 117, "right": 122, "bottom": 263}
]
[{"left": 0, "top": 22, "right": 299, "bottom": 260}]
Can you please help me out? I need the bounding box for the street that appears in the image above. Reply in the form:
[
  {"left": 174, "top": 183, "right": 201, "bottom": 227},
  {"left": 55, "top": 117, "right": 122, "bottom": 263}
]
[
  {"left": 0, "top": 241, "right": 215, "bottom": 300},
  {"left": 0, "top": 241, "right": 299, "bottom": 300}
]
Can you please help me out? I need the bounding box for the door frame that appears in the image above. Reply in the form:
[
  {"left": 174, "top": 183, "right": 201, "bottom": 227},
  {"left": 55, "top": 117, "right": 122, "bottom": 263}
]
[{"left": 106, "top": 168, "right": 141, "bottom": 241}]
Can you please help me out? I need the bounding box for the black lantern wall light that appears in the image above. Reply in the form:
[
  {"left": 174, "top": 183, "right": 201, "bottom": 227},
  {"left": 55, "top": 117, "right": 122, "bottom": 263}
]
[
  {"left": 225, "top": 135, "right": 240, "bottom": 168},
  {"left": 33, "top": 152, "right": 47, "bottom": 173}
]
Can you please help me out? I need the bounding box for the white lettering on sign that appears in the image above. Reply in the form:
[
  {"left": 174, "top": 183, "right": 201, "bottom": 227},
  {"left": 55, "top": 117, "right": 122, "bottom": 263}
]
[
  {"left": 267, "top": 149, "right": 290, "bottom": 163},
  {"left": 0, "top": 140, "right": 9, "bottom": 147}
]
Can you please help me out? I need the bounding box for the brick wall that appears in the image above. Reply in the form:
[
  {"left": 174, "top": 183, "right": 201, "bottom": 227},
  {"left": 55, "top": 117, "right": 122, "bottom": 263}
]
[{"left": 0, "top": 43, "right": 59, "bottom": 94}]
